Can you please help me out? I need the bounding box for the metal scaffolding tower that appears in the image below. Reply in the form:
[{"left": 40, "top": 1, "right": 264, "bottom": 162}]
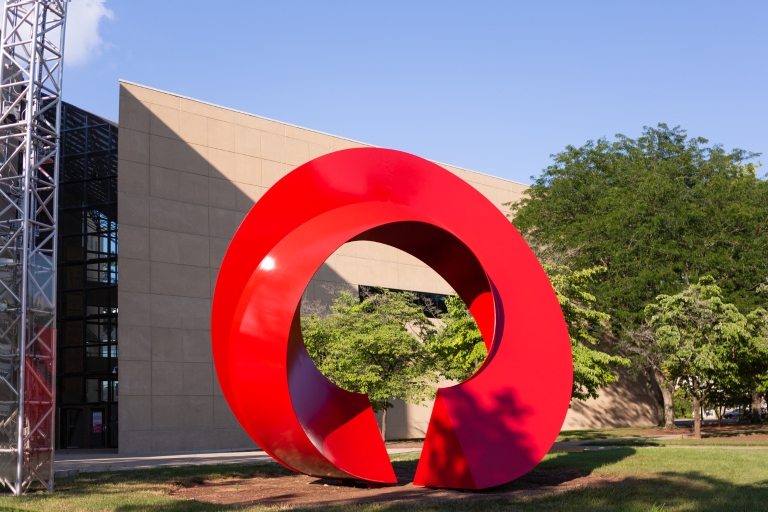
[{"left": 0, "top": 0, "right": 67, "bottom": 494}]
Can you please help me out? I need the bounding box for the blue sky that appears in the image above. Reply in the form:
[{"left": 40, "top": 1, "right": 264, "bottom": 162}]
[{"left": 64, "top": 1, "right": 766, "bottom": 184}]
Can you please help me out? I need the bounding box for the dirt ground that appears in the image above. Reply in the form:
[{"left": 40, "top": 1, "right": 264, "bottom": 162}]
[{"left": 171, "top": 463, "right": 613, "bottom": 508}]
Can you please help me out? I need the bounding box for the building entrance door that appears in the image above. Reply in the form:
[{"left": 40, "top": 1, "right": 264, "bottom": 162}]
[
  {"left": 60, "top": 408, "right": 83, "bottom": 449},
  {"left": 108, "top": 404, "right": 118, "bottom": 448},
  {"left": 90, "top": 408, "right": 105, "bottom": 448},
  {"left": 58, "top": 405, "right": 118, "bottom": 449}
]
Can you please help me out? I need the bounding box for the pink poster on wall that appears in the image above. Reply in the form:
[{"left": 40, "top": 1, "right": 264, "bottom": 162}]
[{"left": 93, "top": 412, "right": 103, "bottom": 434}]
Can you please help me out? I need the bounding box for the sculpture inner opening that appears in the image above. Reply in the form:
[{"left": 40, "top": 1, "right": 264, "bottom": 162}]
[{"left": 296, "top": 221, "right": 495, "bottom": 440}]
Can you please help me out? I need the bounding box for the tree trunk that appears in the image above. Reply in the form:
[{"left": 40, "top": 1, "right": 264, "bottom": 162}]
[
  {"left": 646, "top": 369, "right": 666, "bottom": 427},
  {"left": 718, "top": 406, "right": 723, "bottom": 427},
  {"left": 692, "top": 395, "right": 702, "bottom": 439},
  {"left": 653, "top": 370, "right": 675, "bottom": 429},
  {"left": 381, "top": 406, "right": 388, "bottom": 441},
  {"left": 655, "top": 401, "right": 665, "bottom": 427},
  {"left": 751, "top": 391, "right": 762, "bottom": 424}
]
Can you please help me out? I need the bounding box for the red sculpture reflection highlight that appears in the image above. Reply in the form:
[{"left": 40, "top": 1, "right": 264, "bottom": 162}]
[{"left": 211, "top": 148, "right": 572, "bottom": 489}]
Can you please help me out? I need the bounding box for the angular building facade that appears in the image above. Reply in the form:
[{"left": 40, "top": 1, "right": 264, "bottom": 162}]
[{"left": 54, "top": 81, "right": 659, "bottom": 454}]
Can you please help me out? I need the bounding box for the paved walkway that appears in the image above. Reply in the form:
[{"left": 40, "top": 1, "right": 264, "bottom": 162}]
[
  {"left": 50, "top": 442, "right": 639, "bottom": 477},
  {"left": 54, "top": 435, "right": 768, "bottom": 478},
  {"left": 54, "top": 447, "right": 422, "bottom": 477}
]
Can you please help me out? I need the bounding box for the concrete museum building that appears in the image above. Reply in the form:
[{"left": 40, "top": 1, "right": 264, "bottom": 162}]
[{"left": 56, "top": 81, "right": 658, "bottom": 454}]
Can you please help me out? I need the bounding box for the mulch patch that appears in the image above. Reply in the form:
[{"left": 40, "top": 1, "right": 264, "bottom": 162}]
[{"left": 171, "top": 464, "right": 613, "bottom": 508}]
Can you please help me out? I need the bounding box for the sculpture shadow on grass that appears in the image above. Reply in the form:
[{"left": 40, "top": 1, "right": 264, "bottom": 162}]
[
  {"left": 29, "top": 447, "right": 764, "bottom": 512},
  {"left": 97, "top": 448, "right": 768, "bottom": 512}
]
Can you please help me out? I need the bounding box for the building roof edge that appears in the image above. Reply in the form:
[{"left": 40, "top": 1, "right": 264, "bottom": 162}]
[
  {"left": 118, "top": 79, "right": 528, "bottom": 187},
  {"left": 64, "top": 101, "right": 118, "bottom": 127}
]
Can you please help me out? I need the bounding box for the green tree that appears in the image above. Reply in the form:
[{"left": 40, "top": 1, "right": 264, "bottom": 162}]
[
  {"left": 302, "top": 288, "right": 438, "bottom": 440},
  {"left": 673, "top": 388, "right": 694, "bottom": 419},
  {"left": 548, "top": 264, "right": 630, "bottom": 400},
  {"left": 428, "top": 264, "right": 628, "bottom": 400},
  {"left": 427, "top": 295, "right": 487, "bottom": 382},
  {"left": 511, "top": 124, "right": 768, "bottom": 333},
  {"left": 744, "top": 283, "right": 768, "bottom": 423},
  {"left": 624, "top": 323, "right": 679, "bottom": 428},
  {"left": 702, "top": 387, "right": 732, "bottom": 427},
  {"left": 645, "top": 277, "right": 750, "bottom": 438},
  {"left": 691, "top": 282, "right": 768, "bottom": 426},
  {"left": 510, "top": 124, "right": 768, "bottom": 427}
]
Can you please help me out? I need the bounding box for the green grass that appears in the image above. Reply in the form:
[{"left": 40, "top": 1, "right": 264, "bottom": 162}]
[
  {"left": 702, "top": 429, "right": 768, "bottom": 438},
  {"left": 557, "top": 426, "right": 768, "bottom": 444},
  {"left": 388, "top": 452, "right": 421, "bottom": 461},
  {"left": 0, "top": 462, "right": 293, "bottom": 512},
  {"left": 555, "top": 428, "right": 655, "bottom": 442},
  {"left": 1, "top": 448, "right": 767, "bottom": 511},
  {"left": 582, "top": 438, "right": 768, "bottom": 447}
]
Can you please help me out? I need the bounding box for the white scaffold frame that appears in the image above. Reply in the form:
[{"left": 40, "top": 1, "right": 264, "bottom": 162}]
[{"left": 0, "top": 0, "right": 67, "bottom": 495}]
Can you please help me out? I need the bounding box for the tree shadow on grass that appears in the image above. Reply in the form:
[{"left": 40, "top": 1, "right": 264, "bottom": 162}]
[
  {"left": 582, "top": 439, "right": 663, "bottom": 447},
  {"left": 533, "top": 448, "right": 635, "bottom": 473},
  {"left": 557, "top": 429, "right": 647, "bottom": 442}
]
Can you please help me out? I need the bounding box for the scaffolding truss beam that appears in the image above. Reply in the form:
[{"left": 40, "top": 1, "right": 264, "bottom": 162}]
[{"left": 0, "top": 0, "right": 67, "bottom": 495}]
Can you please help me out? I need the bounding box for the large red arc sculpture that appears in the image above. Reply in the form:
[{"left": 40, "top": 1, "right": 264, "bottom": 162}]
[{"left": 211, "top": 148, "right": 573, "bottom": 489}]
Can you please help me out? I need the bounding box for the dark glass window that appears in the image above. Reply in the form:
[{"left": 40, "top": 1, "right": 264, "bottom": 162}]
[
  {"left": 56, "top": 103, "right": 118, "bottom": 450},
  {"left": 358, "top": 285, "right": 449, "bottom": 318}
]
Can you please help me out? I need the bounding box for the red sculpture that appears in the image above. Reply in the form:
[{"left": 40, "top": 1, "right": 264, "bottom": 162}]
[{"left": 211, "top": 148, "right": 572, "bottom": 489}]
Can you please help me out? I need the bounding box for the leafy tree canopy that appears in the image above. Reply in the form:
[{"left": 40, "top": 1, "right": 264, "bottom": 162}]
[
  {"left": 743, "top": 282, "right": 768, "bottom": 395},
  {"left": 645, "top": 276, "right": 752, "bottom": 437},
  {"left": 547, "top": 264, "right": 629, "bottom": 400},
  {"left": 428, "top": 264, "right": 628, "bottom": 400},
  {"left": 426, "top": 295, "right": 487, "bottom": 382},
  {"left": 702, "top": 286, "right": 768, "bottom": 424},
  {"left": 302, "top": 288, "right": 438, "bottom": 416},
  {"left": 511, "top": 124, "right": 768, "bottom": 335}
]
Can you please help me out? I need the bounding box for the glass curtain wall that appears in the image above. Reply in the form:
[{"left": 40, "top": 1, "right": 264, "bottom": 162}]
[{"left": 56, "top": 103, "right": 118, "bottom": 449}]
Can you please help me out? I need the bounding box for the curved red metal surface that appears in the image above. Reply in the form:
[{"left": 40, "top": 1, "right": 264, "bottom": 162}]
[{"left": 211, "top": 148, "right": 573, "bottom": 489}]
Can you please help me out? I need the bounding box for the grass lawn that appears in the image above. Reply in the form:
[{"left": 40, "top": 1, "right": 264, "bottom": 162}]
[
  {"left": 583, "top": 438, "right": 768, "bottom": 447},
  {"left": 1, "top": 447, "right": 767, "bottom": 511},
  {"left": 555, "top": 427, "right": 654, "bottom": 442}
]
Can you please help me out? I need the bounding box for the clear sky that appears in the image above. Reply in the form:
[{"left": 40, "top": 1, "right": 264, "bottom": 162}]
[{"left": 64, "top": 1, "right": 766, "bottom": 184}]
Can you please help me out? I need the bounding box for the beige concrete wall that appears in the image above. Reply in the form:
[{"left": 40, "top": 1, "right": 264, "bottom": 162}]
[
  {"left": 117, "top": 80, "right": 655, "bottom": 452},
  {"left": 377, "top": 368, "right": 661, "bottom": 439},
  {"left": 116, "top": 80, "right": 527, "bottom": 452},
  {"left": 562, "top": 369, "right": 659, "bottom": 430}
]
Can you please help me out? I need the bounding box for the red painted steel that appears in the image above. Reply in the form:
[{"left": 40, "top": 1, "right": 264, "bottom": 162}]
[{"left": 211, "top": 148, "right": 572, "bottom": 489}]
